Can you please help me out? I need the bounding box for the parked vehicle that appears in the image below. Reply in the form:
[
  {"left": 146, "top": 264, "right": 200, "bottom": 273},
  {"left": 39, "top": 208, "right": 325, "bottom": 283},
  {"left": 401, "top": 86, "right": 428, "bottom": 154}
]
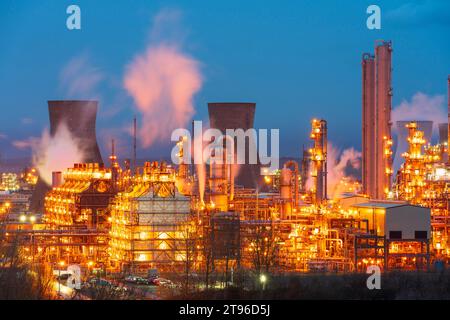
[{"left": 124, "top": 275, "right": 139, "bottom": 283}]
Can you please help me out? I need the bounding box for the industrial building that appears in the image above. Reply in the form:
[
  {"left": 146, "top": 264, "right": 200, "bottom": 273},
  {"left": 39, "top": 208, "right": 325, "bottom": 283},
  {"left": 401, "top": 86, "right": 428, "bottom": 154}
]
[
  {"left": 352, "top": 202, "right": 431, "bottom": 271},
  {"left": 109, "top": 161, "right": 194, "bottom": 274}
]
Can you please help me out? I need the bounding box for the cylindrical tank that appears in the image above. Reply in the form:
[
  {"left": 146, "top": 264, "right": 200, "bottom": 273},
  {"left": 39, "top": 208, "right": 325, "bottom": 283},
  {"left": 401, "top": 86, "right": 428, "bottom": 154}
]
[
  {"left": 280, "top": 167, "right": 292, "bottom": 219},
  {"left": 52, "top": 172, "right": 63, "bottom": 188},
  {"left": 394, "top": 120, "right": 433, "bottom": 175}
]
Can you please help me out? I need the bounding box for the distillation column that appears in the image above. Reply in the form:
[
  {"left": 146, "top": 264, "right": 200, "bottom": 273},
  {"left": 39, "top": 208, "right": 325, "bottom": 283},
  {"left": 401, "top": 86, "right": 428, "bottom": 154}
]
[
  {"left": 309, "top": 119, "right": 327, "bottom": 204},
  {"left": 375, "top": 40, "right": 393, "bottom": 199},
  {"left": 362, "top": 53, "right": 376, "bottom": 198}
]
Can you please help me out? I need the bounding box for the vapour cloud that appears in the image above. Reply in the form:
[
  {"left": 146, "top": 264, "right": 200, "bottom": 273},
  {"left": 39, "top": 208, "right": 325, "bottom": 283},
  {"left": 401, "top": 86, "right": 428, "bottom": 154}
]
[
  {"left": 392, "top": 92, "right": 446, "bottom": 123},
  {"left": 14, "top": 124, "right": 86, "bottom": 185},
  {"left": 123, "top": 9, "right": 203, "bottom": 148},
  {"left": 391, "top": 92, "right": 446, "bottom": 136},
  {"left": 304, "top": 142, "right": 361, "bottom": 198},
  {"left": 60, "top": 53, "right": 104, "bottom": 98},
  {"left": 327, "top": 144, "right": 361, "bottom": 198}
]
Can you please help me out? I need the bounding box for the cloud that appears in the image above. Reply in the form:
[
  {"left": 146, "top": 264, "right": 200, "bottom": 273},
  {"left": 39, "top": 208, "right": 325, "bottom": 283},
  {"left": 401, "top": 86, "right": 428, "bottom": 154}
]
[
  {"left": 391, "top": 92, "right": 446, "bottom": 134},
  {"left": 386, "top": 0, "right": 450, "bottom": 27},
  {"left": 21, "top": 117, "right": 33, "bottom": 125},
  {"left": 60, "top": 53, "right": 104, "bottom": 98},
  {"left": 12, "top": 138, "right": 36, "bottom": 149},
  {"left": 123, "top": 9, "right": 203, "bottom": 148},
  {"left": 0, "top": 133, "right": 7, "bottom": 140}
]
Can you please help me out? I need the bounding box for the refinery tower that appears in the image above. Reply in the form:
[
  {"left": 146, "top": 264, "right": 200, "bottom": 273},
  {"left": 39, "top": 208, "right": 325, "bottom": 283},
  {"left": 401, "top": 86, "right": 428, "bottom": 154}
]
[
  {"left": 362, "top": 40, "right": 393, "bottom": 199},
  {"left": 31, "top": 100, "right": 104, "bottom": 213}
]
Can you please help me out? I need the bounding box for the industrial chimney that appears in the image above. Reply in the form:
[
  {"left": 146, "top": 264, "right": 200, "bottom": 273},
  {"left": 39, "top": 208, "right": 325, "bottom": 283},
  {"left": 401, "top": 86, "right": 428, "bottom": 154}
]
[
  {"left": 31, "top": 100, "right": 104, "bottom": 213},
  {"left": 375, "top": 40, "right": 393, "bottom": 199},
  {"left": 361, "top": 40, "right": 393, "bottom": 199},
  {"left": 362, "top": 53, "right": 376, "bottom": 198}
]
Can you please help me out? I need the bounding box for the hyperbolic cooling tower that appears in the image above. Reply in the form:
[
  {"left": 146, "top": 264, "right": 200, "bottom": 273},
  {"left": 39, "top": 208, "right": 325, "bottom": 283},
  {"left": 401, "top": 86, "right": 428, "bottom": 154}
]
[
  {"left": 31, "top": 100, "right": 104, "bottom": 213},
  {"left": 48, "top": 100, "right": 103, "bottom": 162},
  {"left": 439, "top": 123, "right": 448, "bottom": 163},
  {"left": 393, "top": 121, "right": 433, "bottom": 175},
  {"left": 207, "top": 102, "right": 260, "bottom": 188},
  {"left": 439, "top": 123, "right": 448, "bottom": 145}
]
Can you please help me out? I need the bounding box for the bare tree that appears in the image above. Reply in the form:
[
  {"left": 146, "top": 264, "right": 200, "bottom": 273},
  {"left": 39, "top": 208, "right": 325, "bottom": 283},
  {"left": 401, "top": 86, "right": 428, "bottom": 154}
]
[
  {"left": 0, "top": 233, "right": 54, "bottom": 300},
  {"left": 247, "top": 225, "right": 279, "bottom": 276}
]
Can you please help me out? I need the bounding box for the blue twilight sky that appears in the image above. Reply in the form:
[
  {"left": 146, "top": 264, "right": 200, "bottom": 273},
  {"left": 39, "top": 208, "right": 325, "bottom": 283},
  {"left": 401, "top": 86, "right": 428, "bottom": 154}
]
[{"left": 0, "top": 0, "right": 449, "bottom": 160}]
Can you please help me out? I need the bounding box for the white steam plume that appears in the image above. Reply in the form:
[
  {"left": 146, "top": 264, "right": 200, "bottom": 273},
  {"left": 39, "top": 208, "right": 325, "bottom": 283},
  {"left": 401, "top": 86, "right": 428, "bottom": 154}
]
[
  {"left": 123, "top": 10, "right": 203, "bottom": 148},
  {"left": 392, "top": 92, "right": 446, "bottom": 137},
  {"left": 326, "top": 144, "right": 361, "bottom": 198},
  {"left": 32, "top": 124, "right": 86, "bottom": 185},
  {"left": 305, "top": 143, "right": 361, "bottom": 198}
]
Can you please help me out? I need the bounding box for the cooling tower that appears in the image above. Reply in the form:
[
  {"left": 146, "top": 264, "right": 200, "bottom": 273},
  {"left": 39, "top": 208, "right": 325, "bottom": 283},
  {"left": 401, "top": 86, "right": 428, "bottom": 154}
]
[
  {"left": 207, "top": 102, "right": 260, "bottom": 188},
  {"left": 393, "top": 121, "right": 433, "bottom": 175},
  {"left": 439, "top": 123, "right": 448, "bottom": 145},
  {"left": 31, "top": 100, "right": 104, "bottom": 213},
  {"left": 439, "top": 123, "right": 448, "bottom": 163},
  {"left": 48, "top": 100, "right": 103, "bottom": 162}
]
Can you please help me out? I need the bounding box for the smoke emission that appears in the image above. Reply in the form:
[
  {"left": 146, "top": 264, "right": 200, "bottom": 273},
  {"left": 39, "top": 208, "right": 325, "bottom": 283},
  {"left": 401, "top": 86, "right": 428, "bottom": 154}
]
[
  {"left": 60, "top": 53, "right": 104, "bottom": 99},
  {"left": 305, "top": 143, "right": 361, "bottom": 197},
  {"left": 32, "top": 123, "right": 86, "bottom": 185},
  {"left": 123, "top": 10, "right": 203, "bottom": 148},
  {"left": 392, "top": 92, "right": 446, "bottom": 136}
]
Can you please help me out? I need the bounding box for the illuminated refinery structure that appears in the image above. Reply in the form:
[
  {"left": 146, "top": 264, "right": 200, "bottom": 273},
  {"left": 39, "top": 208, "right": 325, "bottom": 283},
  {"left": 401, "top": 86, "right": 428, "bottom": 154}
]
[
  {"left": 108, "top": 161, "right": 194, "bottom": 274},
  {"left": 309, "top": 119, "right": 327, "bottom": 204},
  {"left": 2, "top": 43, "right": 450, "bottom": 278}
]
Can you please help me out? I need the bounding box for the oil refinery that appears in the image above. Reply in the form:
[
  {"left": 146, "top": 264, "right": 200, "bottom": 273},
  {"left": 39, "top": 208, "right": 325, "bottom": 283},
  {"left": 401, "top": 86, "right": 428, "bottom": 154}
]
[{"left": 1, "top": 37, "right": 449, "bottom": 288}]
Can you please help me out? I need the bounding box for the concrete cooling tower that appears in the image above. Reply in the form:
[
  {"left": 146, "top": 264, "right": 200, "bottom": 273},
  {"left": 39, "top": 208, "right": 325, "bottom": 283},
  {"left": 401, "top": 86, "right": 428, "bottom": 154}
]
[
  {"left": 439, "top": 123, "right": 448, "bottom": 163},
  {"left": 439, "top": 123, "right": 448, "bottom": 145},
  {"left": 207, "top": 102, "right": 260, "bottom": 188},
  {"left": 31, "top": 100, "right": 104, "bottom": 213},
  {"left": 393, "top": 120, "right": 433, "bottom": 176}
]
